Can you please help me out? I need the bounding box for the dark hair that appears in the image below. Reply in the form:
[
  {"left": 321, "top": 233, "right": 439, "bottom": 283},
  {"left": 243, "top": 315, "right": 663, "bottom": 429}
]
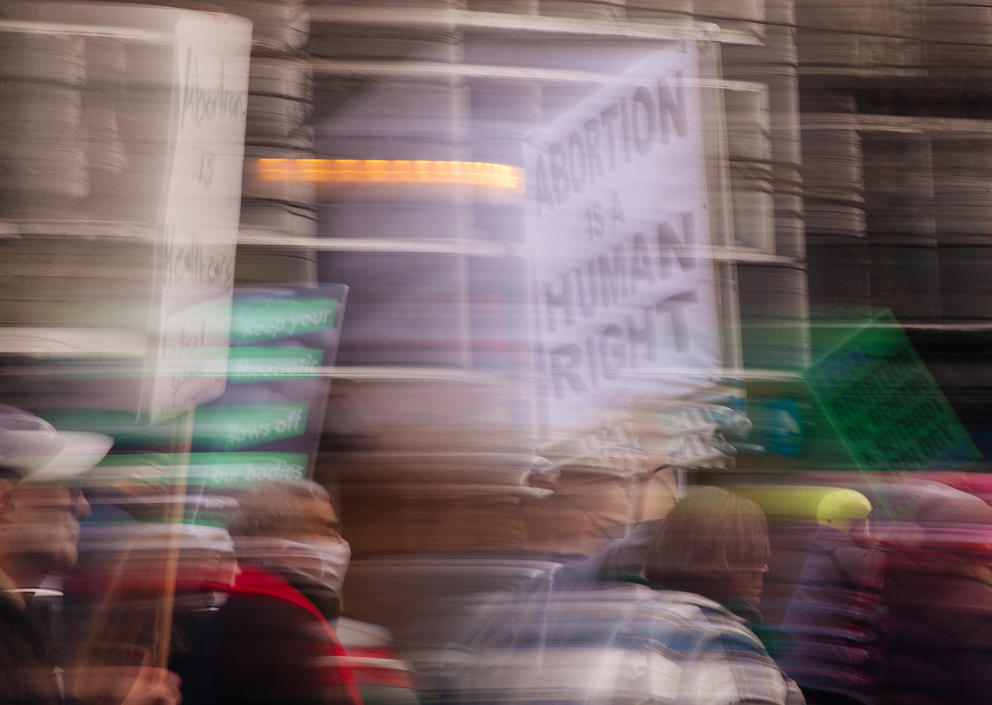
[{"left": 643, "top": 486, "right": 770, "bottom": 600}]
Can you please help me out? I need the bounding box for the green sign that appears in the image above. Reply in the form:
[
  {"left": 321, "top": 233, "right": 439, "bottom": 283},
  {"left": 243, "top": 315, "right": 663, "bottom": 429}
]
[
  {"left": 231, "top": 297, "right": 338, "bottom": 344},
  {"left": 43, "top": 401, "right": 309, "bottom": 451},
  {"left": 96, "top": 452, "right": 309, "bottom": 487},
  {"left": 804, "top": 311, "right": 979, "bottom": 471},
  {"left": 192, "top": 403, "right": 309, "bottom": 450},
  {"left": 226, "top": 346, "right": 323, "bottom": 382}
]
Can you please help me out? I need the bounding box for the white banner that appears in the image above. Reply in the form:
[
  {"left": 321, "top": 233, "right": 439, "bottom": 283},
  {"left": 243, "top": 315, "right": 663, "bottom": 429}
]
[{"left": 527, "top": 43, "right": 722, "bottom": 439}]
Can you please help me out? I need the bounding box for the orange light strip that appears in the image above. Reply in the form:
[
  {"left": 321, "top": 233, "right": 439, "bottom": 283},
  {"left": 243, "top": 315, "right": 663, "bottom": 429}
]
[{"left": 254, "top": 158, "right": 524, "bottom": 191}]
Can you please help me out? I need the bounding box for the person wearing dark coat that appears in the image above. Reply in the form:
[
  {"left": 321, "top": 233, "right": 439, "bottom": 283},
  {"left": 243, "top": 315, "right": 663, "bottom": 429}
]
[
  {"left": 870, "top": 481, "right": 992, "bottom": 705},
  {"left": 178, "top": 563, "right": 361, "bottom": 705},
  {"left": 0, "top": 585, "right": 64, "bottom": 705},
  {"left": 0, "top": 405, "right": 179, "bottom": 705},
  {"left": 176, "top": 480, "right": 362, "bottom": 705}
]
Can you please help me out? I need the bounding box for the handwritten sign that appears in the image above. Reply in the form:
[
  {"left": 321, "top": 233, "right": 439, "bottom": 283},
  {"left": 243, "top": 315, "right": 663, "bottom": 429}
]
[
  {"left": 143, "top": 13, "right": 251, "bottom": 422},
  {"left": 527, "top": 44, "right": 722, "bottom": 438}
]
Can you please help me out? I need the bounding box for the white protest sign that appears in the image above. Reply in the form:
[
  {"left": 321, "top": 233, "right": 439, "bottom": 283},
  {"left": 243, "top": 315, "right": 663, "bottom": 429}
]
[
  {"left": 143, "top": 12, "right": 251, "bottom": 422},
  {"left": 527, "top": 43, "right": 722, "bottom": 439}
]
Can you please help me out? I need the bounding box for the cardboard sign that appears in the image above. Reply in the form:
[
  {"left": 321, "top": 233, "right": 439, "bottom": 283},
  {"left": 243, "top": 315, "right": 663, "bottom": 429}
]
[
  {"left": 143, "top": 13, "right": 251, "bottom": 422},
  {"left": 527, "top": 44, "right": 722, "bottom": 439},
  {"left": 0, "top": 4, "right": 251, "bottom": 422}
]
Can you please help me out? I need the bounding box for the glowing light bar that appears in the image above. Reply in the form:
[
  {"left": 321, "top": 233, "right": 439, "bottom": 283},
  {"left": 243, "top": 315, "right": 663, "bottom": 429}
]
[{"left": 253, "top": 158, "right": 524, "bottom": 191}]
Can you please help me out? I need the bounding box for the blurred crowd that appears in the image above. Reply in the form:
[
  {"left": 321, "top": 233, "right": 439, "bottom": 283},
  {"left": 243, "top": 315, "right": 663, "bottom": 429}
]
[{"left": 6, "top": 405, "right": 992, "bottom": 705}]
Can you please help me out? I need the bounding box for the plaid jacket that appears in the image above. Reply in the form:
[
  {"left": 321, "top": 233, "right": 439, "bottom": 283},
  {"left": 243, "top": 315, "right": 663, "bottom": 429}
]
[{"left": 452, "top": 585, "right": 805, "bottom": 705}]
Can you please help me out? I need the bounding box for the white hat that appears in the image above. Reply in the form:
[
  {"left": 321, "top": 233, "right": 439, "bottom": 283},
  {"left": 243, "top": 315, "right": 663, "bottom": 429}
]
[{"left": 0, "top": 405, "right": 113, "bottom": 482}]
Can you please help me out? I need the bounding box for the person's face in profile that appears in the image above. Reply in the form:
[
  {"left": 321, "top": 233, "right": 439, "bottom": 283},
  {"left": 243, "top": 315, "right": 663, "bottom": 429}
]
[
  {"left": 737, "top": 563, "right": 769, "bottom": 605},
  {"left": 294, "top": 496, "right": 342, "bottom": 541},
  {"left": 1, "top": 484, "right": 91, "bottom": 575}
]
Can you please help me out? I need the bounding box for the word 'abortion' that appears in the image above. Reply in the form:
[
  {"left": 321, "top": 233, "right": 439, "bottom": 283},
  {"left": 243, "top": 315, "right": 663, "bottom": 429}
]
[{"left": 531, "top": 72, "right": 687, "bottom": 217}]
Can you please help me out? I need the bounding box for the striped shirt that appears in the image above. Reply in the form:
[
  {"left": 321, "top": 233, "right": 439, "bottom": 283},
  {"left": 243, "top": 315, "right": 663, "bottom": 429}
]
[{"left": 452, "top": 585, "right": 805, "bottom": 705}]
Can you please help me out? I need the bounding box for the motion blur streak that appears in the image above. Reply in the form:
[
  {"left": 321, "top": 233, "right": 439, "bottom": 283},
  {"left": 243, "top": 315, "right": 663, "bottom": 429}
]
[{"left": 252, "top": 158, "right": 524, "bottom": 191}]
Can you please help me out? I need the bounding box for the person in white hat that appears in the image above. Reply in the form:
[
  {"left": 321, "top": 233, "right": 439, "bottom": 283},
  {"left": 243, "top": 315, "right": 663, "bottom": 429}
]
[{"left": 0, "top": 405, "right": 180, "bottom": 705}]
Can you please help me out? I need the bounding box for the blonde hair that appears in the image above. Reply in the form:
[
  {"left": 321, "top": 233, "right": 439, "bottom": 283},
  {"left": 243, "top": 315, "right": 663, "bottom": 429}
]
[{"left": 643, "top": 486, "right": 770, "bottom": 599}]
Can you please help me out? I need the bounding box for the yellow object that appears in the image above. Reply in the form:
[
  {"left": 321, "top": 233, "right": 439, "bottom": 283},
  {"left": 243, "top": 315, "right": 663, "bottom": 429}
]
[
  {"left": 252, "top": 158, "right": 524, "bottom": 192},
  {"left": 728, "top": 485, "right": 872, "bottom": 531}
]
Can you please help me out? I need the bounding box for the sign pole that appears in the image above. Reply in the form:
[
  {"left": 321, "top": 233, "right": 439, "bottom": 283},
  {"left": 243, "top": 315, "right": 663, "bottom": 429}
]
[{"left": 155, "top": 407, "right": 195, "bottom": 669}]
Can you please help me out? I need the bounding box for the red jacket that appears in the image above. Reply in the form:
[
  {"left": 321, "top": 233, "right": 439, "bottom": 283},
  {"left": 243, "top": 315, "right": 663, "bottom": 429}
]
[{"left": 176, "top": 564, "right": 364, "bottom": 705}]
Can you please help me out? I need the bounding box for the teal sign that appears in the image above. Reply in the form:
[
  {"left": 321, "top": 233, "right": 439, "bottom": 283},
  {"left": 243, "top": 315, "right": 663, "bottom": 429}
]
[
  {"left": 45, "top": 403, "right": 310, "bottom": 452},
  {"left": 226, "top": 346, "right": 323, "bottom": 382},
  {"left": 96, "top": 452, "right": 309, "bottom": 487},
  {"left": 192, "top": 403, "right": 309, "bottom": 450},
  {"left": 749, "top": 398, "right": 804, "bottom": 458},
  {"left": 230, "top": 297, "right": 338, "bottom": 344},
  {"left": 804, "top": 311, "right": 979, "bottom": 471}
]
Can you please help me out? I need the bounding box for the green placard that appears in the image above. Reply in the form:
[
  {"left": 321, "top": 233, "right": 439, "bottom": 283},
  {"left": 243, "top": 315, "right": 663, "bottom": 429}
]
[
  {"left": 192, "top": 452, "right": 308, "bottom": 485},
  {"left": 43, "top": 402, "right": 310, "bottom": 451},
  {"left": 96, "top": 452, "right": 309, "bottom": 487},
  {"left": 803, "top": 311, "right": 979, "bottom": 471},
  {"left": 192, "top": 403, "right": 309, "bottom": 450},
  {"left": 231, "top": 297, "right": 338, "bottom": 344},
  {"left": 226, "top": 346, "right": 324, "bottom": 382}
]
